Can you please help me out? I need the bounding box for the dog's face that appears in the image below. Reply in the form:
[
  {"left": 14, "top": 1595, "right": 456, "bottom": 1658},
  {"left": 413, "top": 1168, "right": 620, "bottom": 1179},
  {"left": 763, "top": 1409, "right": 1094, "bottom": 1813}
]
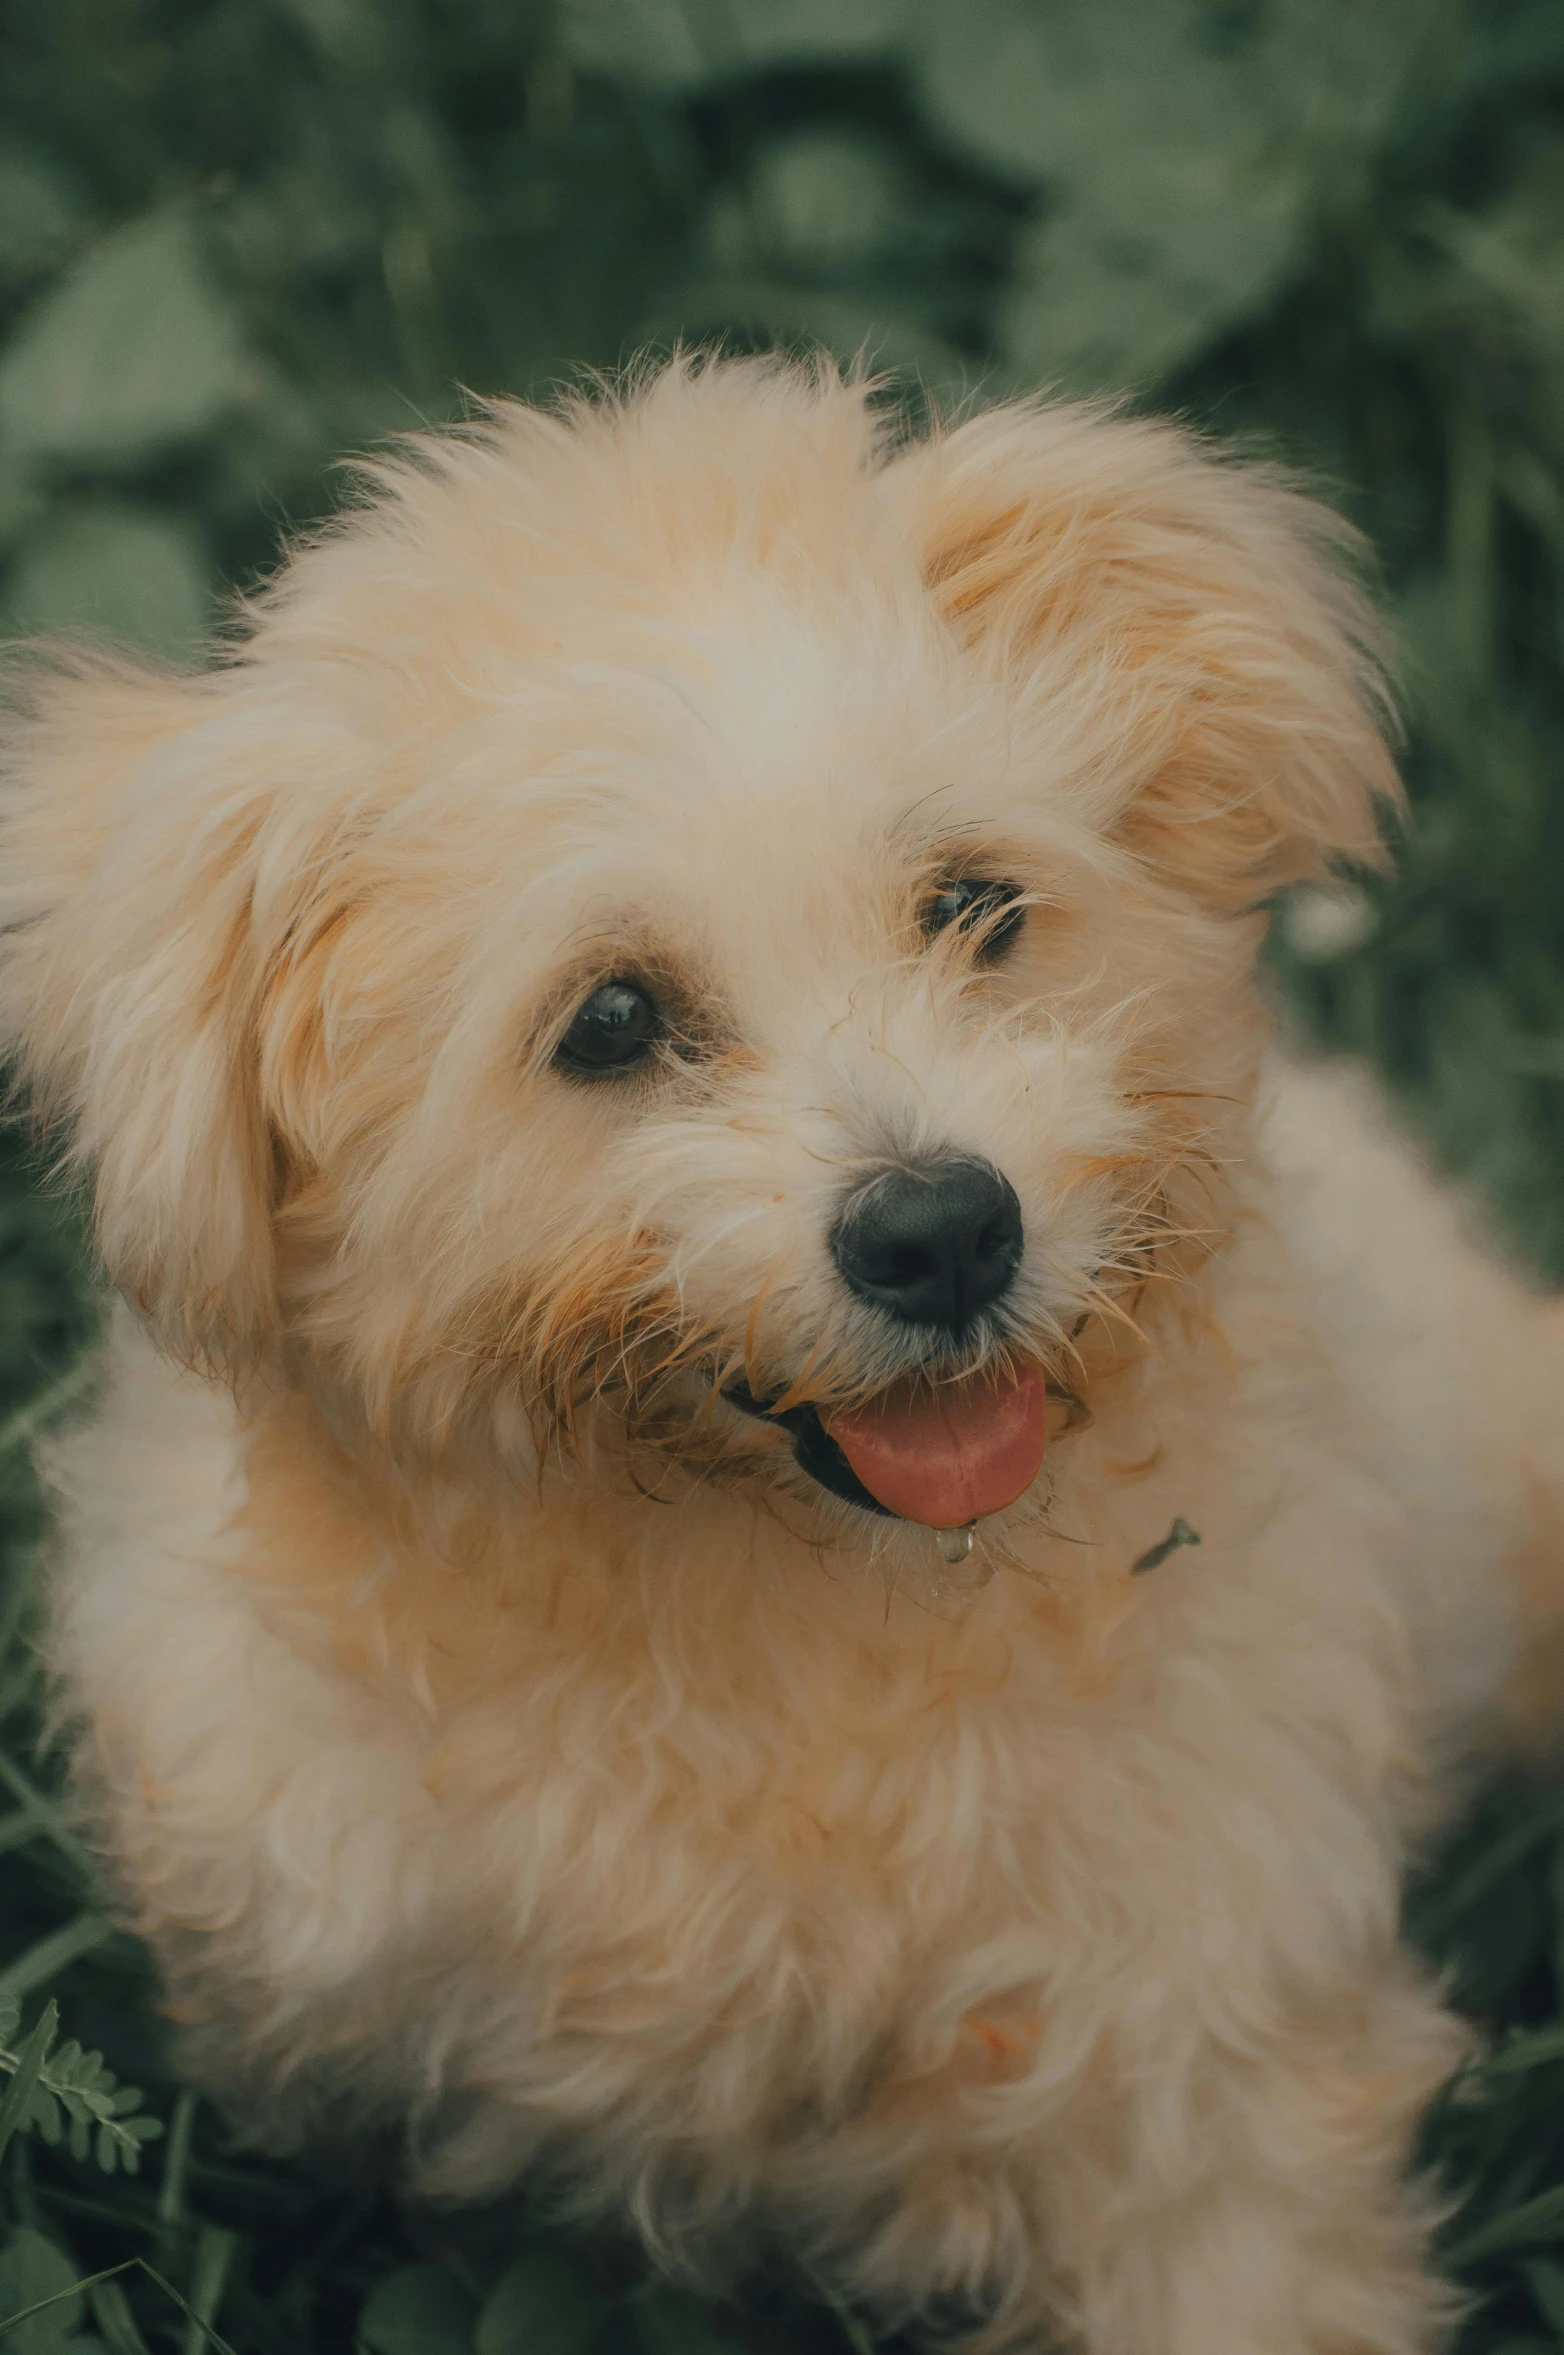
[{"left": 0, "top": 361, "right": 1396, "bottom": 1552}]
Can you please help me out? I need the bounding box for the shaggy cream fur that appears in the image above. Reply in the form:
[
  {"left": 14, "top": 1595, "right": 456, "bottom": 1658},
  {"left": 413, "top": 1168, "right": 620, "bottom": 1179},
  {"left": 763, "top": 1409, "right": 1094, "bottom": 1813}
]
[{"left": 2, "top": 357, "right": 1561, "bottom": 2352}]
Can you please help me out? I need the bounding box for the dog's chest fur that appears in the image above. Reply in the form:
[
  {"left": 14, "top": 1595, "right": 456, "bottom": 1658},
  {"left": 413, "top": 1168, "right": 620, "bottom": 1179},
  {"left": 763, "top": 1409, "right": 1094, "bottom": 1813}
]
[{"left": 42, "top": 1066, "right": 1523, "bottom": 2217}]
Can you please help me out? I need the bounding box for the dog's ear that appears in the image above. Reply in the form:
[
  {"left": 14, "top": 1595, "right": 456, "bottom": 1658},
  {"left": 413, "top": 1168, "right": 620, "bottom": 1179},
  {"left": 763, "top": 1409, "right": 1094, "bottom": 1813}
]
[
  {"left": 894, "top": 402, "right": 1401, "bottom": 905},
  {"left": 0, "top": 656, "right": 305, "bottom": 1368}
]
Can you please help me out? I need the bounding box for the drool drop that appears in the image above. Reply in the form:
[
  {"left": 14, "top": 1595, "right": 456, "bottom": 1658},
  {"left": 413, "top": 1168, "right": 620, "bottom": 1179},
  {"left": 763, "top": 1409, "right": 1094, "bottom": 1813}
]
[{"left": 935, "top": 1522, "right": 977, "bottom": 1566}]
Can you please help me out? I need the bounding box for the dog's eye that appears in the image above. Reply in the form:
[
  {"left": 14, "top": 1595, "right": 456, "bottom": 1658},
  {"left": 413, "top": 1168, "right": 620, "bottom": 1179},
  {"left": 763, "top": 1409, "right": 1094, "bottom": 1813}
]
[
  {"left": 925, "top": 878, "right": 1026, "bottom": 963},
  {"left": 554, "top": 979, "right": 663, "bottom": 1077}
]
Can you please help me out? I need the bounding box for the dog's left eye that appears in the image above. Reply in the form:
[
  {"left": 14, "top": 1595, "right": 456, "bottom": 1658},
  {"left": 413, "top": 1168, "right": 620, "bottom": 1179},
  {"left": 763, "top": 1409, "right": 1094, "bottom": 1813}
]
[
  {"left": 554, "top": 979, "right": 663, "bottom": 1077},
  {"left": 925, "top": 878, "right": 1026, "bottom": 962}
]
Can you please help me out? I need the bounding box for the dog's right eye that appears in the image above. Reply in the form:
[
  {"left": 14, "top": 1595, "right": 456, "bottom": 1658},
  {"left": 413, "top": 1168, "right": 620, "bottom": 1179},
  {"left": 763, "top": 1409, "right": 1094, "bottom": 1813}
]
[
  {"left": 554, "top": 979, "right": 663, "bottom": 1077},
  {"left": 925, "top": 877, "right": 1026, "bottom": 963}
]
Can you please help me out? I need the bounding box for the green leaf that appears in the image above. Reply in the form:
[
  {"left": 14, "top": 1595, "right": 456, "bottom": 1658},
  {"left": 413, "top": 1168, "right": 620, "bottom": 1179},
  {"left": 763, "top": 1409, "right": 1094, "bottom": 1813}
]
[
  {"left": 28, "top": 2086, "right": 60, "bottom": 2145},
  {"left": 630, "top": 2285, "right": 748, "bottom": 2355},
  {"left": 0, "top": 2003, "right": 57, "bottom": 2168},
  {"left": 475, "top": 2252, "right": 603, "bottom": 2355},
  {"left": 1480, "top": 2024, "right": 1564, "bottom": 2079},
  {"left": 560, "top": 0, "right": 894, "bottom": 90},
  {"left": 0, "top": 212, "right": 251, "bottom": 468},
  {"left": 357, "top": 2266, "right": 479, "bottom": 2355},
  {"left": 1524, "top": 2254, "right": 1564, "bottom": 2336},
  {"left": 178, "top": 2228, "right": 237, "bottom": 2355},
  {"left": 154, "top": 2089, "right": 197, "bottom": 2251},
  {"left": 5, "top": 504, "right": 213, "bottom": 663},
  {"left": 1445, "top": 2184, "right": 1564, "bottom": 2269},
  {"left": 741, "top": 130, "right": 906, "bottom": 277},
  {"left": 0, "top": 467, "right": 48, "bottom": 558},
  {"left": 0, "top": 1919, "right": 112, "bottom": 2005},
  {"left": 906, "top": 0, "right": 1444, "bottom": 390},
  {"left": 0, "top": 2227, "right": 87, "bottom": 2352},
  {"left": 0, "top": 144, "right": 82, "bottom": 291},
  {"left": 87, "top": 2280, "right": 150, "bottom": 2355},
  {"left": 133, "top": 2264, "right": 238, "bottom": 2355}
]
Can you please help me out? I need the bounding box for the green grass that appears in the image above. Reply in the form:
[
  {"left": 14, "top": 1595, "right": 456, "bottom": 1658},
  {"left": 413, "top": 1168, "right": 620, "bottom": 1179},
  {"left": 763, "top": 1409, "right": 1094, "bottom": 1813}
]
[{"left": 0, "top": 1, "right": 1562, "bottom": 2346}]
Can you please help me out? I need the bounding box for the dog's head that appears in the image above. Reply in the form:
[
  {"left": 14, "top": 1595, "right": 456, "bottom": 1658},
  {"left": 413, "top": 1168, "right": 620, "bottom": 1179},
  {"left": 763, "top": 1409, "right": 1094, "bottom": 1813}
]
[{"left": 0, "top": 358, "right": 1397, "bottom": 1551}]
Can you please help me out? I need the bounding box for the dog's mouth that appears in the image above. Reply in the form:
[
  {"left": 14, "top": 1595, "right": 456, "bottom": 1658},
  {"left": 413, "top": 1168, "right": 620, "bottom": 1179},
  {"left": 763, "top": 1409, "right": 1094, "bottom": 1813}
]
[{"left": 723, "top": 1361, "right": 1048, "bottom": 1528}]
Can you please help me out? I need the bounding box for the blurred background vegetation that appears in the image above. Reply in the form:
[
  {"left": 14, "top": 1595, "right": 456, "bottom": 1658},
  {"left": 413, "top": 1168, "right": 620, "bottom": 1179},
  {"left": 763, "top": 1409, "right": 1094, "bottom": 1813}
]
[{"left": 0, "top": 1, "right": 1563, "bottom": 2349}]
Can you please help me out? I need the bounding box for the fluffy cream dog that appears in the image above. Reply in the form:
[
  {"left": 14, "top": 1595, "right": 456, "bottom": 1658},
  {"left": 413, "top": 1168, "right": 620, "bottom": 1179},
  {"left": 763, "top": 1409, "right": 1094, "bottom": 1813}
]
[{"left": 2, "top": 356, "right": 1562, "bottom": 2353}]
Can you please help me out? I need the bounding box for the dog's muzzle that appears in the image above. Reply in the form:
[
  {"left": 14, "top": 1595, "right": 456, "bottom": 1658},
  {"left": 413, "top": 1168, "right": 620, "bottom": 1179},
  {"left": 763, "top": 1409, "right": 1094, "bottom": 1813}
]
[{"left": 725, "top": 1155, "right": 1034, "bottom": 1522}]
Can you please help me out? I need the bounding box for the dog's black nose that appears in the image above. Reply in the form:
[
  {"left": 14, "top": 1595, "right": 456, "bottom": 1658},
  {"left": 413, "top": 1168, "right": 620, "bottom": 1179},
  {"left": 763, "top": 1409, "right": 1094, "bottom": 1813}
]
[{"left": 831, "top": 1157, "right": 1023, "bottom": 1333}]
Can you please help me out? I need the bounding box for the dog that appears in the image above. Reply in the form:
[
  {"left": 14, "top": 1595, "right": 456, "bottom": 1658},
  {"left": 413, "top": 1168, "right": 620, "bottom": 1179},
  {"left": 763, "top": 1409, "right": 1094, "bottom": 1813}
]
[{"left": 2, "top": 355, "right": 1562, "bottom": 2353}]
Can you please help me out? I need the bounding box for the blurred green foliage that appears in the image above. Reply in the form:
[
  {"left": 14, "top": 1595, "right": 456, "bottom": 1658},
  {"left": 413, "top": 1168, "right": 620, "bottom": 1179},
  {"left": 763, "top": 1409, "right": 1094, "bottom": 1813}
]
[
  {"left": 0, "top": 0, "right": 1563, "bottom": 2348},
  {"left": 2, "top": 0, "right": 1562, "bottom": 1264}
]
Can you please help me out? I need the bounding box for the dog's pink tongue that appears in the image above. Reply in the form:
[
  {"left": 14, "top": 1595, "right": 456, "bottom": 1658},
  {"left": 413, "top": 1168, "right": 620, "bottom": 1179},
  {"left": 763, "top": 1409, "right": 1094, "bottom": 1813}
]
[{"left": 825, "top": 1365, "right": 1047, "bottom": 1528}]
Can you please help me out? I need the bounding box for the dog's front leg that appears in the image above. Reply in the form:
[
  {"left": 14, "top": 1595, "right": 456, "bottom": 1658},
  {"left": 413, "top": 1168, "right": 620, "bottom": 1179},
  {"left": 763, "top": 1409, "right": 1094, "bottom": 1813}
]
[{"left": 1036, "top": 1963, "right": 1467, "bottom": 2355}]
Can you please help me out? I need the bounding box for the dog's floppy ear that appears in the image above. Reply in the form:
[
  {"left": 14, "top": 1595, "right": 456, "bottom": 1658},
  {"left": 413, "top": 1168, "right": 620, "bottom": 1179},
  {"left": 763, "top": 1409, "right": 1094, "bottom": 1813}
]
[
  {"left": 0, "top": 655, "right": 301, "bottom": 1368},
  {"left": 895, "top": 402, "right": 1401, "bottom": 904}
]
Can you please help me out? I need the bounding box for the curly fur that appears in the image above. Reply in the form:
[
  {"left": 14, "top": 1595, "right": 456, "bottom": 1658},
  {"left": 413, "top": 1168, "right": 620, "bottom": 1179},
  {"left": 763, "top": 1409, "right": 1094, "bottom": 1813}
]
[{"left": 3, "top": 356, "right": 1563, "bottom": 2352}]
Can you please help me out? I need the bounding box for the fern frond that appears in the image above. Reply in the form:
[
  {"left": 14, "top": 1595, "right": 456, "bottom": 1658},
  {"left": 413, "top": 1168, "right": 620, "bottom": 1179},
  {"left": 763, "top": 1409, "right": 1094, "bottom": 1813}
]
[{"left": 0, "top": 1997, "right": 163, "bottom": 2175}]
